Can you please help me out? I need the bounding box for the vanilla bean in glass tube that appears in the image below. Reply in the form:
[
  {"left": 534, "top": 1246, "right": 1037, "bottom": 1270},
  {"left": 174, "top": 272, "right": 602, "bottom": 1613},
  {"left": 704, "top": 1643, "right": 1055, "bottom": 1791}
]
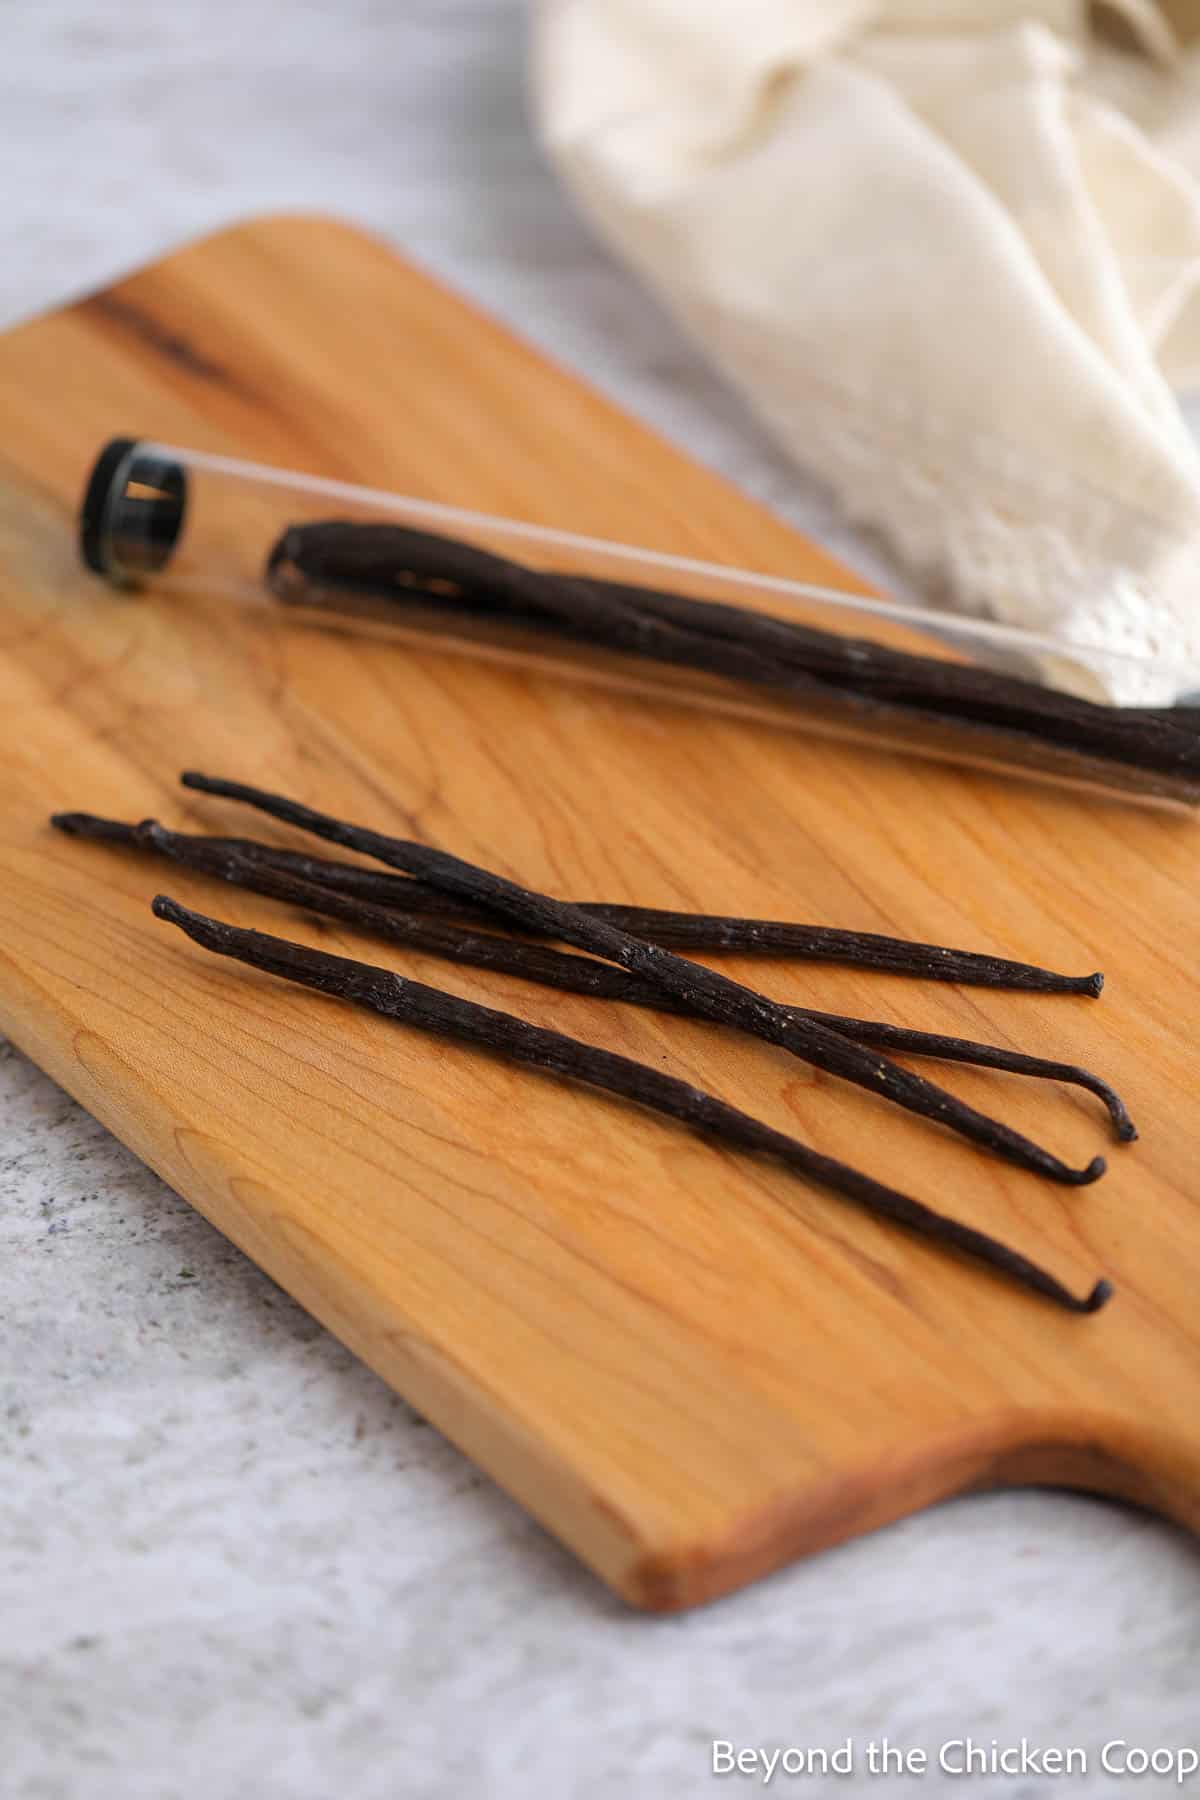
[{"left": 77, "top": 438, "right": 1200, "bottom": 805}]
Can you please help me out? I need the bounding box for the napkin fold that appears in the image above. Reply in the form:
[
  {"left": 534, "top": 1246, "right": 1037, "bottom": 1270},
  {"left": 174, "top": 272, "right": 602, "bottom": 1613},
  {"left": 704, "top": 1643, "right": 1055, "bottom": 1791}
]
[{"left": 534, "top": 0, "right": 1200, "bottom": 700}]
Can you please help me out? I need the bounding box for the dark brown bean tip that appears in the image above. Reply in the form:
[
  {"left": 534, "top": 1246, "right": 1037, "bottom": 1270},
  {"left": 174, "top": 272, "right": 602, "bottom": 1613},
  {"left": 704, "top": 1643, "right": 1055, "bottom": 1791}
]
[
  {"left": 51, "top": 810, "right": 129, "bottom": 839},
  {"left": 1074, "top": 1156, "right": 1107, "bottom": 1185},
  {"left": 1055, "top": 970, "right": 1105, "bottom": 998},
  {"left": 1083, "top": 1279, "right": 1114, "bottom": 1314}
]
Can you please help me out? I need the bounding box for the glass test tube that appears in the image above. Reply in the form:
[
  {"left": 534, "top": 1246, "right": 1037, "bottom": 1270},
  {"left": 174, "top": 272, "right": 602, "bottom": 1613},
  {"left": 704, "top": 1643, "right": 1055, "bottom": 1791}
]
[{"left": 76, "top": 437, "right": 1199, "bottom": 807}]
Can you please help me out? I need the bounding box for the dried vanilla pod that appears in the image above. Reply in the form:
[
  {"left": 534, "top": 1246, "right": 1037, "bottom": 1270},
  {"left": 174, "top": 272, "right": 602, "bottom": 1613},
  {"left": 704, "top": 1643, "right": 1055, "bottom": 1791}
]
[
  {"left": 152, "top": 894, "right": 1113, "bottom": 1316},
  {"left": 173, "top": 774, "right": 1109, "bottom": 1185},
  {"left": 49, "top": 810, "right": 1133, "bottom": 1138}
]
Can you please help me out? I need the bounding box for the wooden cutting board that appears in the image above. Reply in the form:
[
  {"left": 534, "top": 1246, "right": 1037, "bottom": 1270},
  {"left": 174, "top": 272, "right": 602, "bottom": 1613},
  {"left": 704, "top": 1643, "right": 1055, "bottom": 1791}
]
[{"left": 2, "top": 216, "right": 1199, "bottom": 1612}]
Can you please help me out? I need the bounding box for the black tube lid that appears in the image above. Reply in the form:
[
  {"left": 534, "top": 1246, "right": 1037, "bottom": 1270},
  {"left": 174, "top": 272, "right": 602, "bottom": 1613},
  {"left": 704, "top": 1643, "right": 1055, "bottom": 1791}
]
[{"left": 79, "top": 438, "right": 187, "bottom": 583}]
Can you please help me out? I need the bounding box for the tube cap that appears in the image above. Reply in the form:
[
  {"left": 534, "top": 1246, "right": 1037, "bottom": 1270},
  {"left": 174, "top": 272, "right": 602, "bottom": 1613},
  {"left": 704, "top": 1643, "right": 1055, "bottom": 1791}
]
[{"left": 79, "top": 438, "right": 187, "bottom": 583}]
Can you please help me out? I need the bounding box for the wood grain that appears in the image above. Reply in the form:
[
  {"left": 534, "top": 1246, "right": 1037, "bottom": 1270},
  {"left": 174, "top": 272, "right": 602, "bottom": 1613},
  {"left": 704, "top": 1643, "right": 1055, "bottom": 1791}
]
[{"left": 1, "top": 215, "right": 1199, "bottom": 1611}]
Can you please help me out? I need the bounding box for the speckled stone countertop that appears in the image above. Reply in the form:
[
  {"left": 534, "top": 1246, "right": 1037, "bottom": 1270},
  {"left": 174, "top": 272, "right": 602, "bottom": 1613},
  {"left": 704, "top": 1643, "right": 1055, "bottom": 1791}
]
[{"left": 3, "top": 7, "right": 1198, "bottom": 1798}]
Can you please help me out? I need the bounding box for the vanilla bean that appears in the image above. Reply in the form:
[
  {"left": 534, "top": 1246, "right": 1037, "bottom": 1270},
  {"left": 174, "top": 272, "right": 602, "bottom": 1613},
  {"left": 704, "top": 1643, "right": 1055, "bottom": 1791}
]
[
  {"left": 585, "top": 577, "right": 1200, "bottom": 769},
  {"left": 49, "top": 811, "right": 1101, "bottom": 994},
  {"left": 175, "top": 774, "right": 1107, "bottom": 1184},
  {"left": 152, "top": 894, "right": 1111, "bottom": 1315},
  {"left": 268, "top": 521, "right": 834, "bottom": 708},
  {"left": 50, "top": 811, "right": 1133, "bottom": 1140},
  {"left": 266, "top": 522, "right": 1200, "bottom": 793}
]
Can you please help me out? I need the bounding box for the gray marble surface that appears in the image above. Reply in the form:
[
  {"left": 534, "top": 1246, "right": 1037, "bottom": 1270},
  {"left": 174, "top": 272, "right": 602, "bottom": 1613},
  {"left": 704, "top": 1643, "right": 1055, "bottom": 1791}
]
[{"left": 2, "top": 6, "right": 1198, "bottom": 1798}]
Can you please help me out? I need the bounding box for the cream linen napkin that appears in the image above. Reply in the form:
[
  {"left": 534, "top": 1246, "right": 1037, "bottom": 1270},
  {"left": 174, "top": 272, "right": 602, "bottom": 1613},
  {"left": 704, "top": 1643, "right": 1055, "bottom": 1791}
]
[{"left": 533, "top": 1, "right": 1200, "bottom": 701}]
